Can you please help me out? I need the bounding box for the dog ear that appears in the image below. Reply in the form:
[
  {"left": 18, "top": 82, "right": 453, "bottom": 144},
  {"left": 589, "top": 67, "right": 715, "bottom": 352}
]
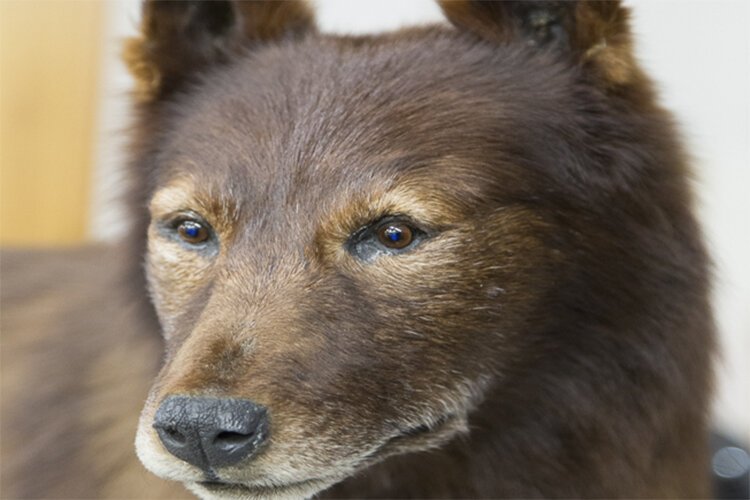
[
  {"left": 124, "top": 0, "right": 315, "bottom": 100},
  {"left": 438, "top": 1, "right": 640, "bottom": 89}
]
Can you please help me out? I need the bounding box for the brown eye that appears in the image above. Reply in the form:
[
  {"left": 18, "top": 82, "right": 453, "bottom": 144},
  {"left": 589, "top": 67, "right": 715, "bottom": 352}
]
[
  {"left": 177, "top": 220, "right": 209, "bottom": 244},
  {"left": 377, "top": 223, "right": 414, "bottom": 249}
]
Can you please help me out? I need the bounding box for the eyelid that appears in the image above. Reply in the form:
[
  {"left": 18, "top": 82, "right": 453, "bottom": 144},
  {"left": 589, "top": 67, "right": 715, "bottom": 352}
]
[
  {"left": 160, "top": 210, "right": 209, "bottom": 227},
  {"left": 351, "top": 214, "right": 427, "bottom": 243}
]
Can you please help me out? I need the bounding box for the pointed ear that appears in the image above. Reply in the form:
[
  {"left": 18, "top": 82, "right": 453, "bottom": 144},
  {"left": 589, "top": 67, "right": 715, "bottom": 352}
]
[
  {"left": 438, "top": 1, "right": 639, "bottom": 89},
  {"left": 124, "top": 0, "right": 315, "bottom": 101}
]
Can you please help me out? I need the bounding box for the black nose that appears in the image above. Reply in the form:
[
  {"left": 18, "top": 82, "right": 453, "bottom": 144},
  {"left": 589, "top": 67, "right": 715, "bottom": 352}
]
[{"left": 153, "top": 396, "right": 269, "bottom": 471}]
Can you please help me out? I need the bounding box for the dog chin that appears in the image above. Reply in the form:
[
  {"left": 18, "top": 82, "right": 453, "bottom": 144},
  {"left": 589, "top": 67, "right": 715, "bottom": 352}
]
[{"left": 186, "top": 478, "right": 341, "bottom": 500}]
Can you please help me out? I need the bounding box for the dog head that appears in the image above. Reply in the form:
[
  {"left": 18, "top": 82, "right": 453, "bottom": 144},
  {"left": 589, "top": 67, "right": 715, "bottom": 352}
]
[{"left": 128, "top": 1, "right": 666, "bottom": 498}]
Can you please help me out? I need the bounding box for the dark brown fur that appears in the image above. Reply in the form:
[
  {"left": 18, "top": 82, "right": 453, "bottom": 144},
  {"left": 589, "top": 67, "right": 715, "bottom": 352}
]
[{"left": 1, "top": 1, "right": 715, "bottom": 498}]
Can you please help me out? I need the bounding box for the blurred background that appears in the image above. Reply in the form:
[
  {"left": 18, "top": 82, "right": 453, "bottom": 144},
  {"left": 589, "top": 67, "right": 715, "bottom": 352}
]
[{"left": 1, "top": 0, "right": 748, "bottom": 444}]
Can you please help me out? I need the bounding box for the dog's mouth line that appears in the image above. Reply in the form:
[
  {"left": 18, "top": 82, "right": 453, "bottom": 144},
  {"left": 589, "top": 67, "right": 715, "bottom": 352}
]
[
  {"left": 184, "top": 414, "right": 462, "bottom": 497},
  {"left": 196, "top": 414, "right": 457, "bottom": 495},
  {"left": 196, "top": 477, "right": 329, "bottom": 496}
]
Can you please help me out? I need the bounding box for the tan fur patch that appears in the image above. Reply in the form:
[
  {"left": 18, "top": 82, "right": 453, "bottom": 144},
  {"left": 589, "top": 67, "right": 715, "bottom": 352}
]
[{"left": 574, "top": 1, "right": 639, "bottom": 87}]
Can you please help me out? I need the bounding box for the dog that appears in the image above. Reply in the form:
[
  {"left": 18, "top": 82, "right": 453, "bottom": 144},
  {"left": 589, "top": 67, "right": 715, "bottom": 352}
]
[{"left": 1, "top": 1, "right": 716, "bottom": 498}]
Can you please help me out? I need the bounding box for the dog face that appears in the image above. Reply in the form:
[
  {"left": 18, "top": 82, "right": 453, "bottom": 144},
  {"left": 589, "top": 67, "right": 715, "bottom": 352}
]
[
  {"left": 135, "top": 35, "right": 559, "bottom": 499},
  {"left": 130, "top": 1, "right": 657, "bottom": 498}
]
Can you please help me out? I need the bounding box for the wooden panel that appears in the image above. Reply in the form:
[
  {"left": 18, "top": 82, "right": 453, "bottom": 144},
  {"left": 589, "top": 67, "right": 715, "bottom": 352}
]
[{"left": 0, "top": 0, "right": 103, "bottom": 245}]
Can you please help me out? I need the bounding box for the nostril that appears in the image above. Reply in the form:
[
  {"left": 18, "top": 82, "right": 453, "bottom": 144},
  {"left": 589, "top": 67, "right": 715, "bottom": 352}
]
[
  {"left": 214, "top": 431, "right": 254, "bottom": 451},
  {"left": 162, "top": 426, "right": 187, "bottom": 446}
]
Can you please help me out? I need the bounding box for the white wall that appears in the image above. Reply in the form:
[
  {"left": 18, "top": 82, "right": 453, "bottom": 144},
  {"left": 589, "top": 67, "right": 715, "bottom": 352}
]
[
  {"left": 629, "top": 1, "right": 750, "bottom": 442},
  {"left": 90, "top": 0, "right": 141, "bottom": 241},
  {"left": 91, "top": 0, "right": 749, "bottom": 442}
]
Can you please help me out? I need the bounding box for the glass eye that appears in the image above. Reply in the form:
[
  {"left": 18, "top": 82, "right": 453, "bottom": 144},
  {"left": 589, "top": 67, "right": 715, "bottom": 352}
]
[
  {"left": 177, "top": 220, "right": 209, "bottom": 244},
  {"left": 377, "top": 223, "right": 414, "bottom": 249},
  {"left": 347, "top": 216, "right": 425, "bottom": 261}
]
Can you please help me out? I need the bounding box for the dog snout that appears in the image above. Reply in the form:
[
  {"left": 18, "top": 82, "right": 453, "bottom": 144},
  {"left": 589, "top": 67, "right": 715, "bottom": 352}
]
[{"left": 153, "top": 395, "right": 270, "bottom": 471}]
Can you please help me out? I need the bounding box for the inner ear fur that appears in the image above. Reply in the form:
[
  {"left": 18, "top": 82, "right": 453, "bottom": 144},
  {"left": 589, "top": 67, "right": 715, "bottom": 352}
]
[
  {"left": 124, "top": 0, "right": 315, "bottom": 101},
  {"left": 439, "top": 0, "right": 640, "bottom": 89}
]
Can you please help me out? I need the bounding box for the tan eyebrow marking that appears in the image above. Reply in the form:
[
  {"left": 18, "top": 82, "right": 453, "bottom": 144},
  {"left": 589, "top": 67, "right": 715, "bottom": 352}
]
[
  {"left": 314, "top": 179, "right": 470, "bottom": 265},
  {"left": 149, "top": 176, "right": 240, "bottom": 241},
  {"left": 149, "top": 177, "right": 199, "bottom": 218}
]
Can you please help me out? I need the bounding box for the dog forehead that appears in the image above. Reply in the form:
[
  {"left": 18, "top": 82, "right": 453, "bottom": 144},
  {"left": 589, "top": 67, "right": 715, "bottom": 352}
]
[{"left": 153, "top": 30, "right": 572, "bottom": 211}]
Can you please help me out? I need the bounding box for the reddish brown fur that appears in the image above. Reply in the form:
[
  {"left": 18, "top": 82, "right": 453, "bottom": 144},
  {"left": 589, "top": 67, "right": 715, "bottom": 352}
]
[{"left": 2, "top": 1, "right": 715, "bottom": 498}]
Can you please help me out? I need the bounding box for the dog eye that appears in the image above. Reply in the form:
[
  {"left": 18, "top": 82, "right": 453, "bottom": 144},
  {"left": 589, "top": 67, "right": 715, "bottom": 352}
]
[
  {"left": 377, "top": 223, "right": 414, "bottom": 249},
  {"left": 347, "top": 216, "right": 424, "bottom": 261},
  {"left": 176, "top": 220, "right": 210, "bottom": 244}
]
